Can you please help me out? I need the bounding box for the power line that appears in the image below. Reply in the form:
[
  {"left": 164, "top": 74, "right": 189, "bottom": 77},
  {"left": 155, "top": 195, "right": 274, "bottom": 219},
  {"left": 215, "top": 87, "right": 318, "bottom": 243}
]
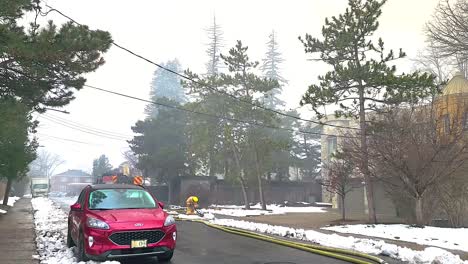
[
  {"left": 41, "top": 3, "right": 360, "bottom": 132},
  {"left": 37, "top": 133, "right": 103, "bottom": 146},
  {"left": 43, "top": 113, "right": 133, "bottom": 138},
  {"left": 38, "top": 115, "right": 130, "bottom": 141},
  {"left": 84, "top": 84, "right": 358, "bottom": 139}
]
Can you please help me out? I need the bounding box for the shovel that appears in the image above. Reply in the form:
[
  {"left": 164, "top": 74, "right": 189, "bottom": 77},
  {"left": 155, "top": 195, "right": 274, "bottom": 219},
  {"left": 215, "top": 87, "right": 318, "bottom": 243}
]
[{"left": 196, "top": 209, "right": 205, "bottom": 217}]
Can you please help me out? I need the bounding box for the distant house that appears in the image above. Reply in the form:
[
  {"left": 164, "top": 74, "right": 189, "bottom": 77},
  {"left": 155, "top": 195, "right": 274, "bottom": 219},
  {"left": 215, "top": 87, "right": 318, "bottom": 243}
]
[{"left": 50, "top": 170, "right": 93, "bottom": 194}]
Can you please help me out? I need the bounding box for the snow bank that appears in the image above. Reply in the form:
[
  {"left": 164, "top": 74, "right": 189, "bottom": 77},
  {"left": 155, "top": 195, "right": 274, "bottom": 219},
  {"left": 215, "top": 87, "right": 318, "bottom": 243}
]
[
  {"left": 203, "top": 203, "right": 326, "bottom": 217},
  {"left": 0, "top": 196, "right": 20, "bottom": 206},
  {"left": 177, "top": 212, "right": 215, "bottom": 220},
  {"left": 31, "top": 197, "right": 119, "bottom": 264},
  {"left": 210, "top": 218, "right": 468, "bottom": 264},
  {"left": 50, "top": 196, "right": 78, "bottom": 207},
  {"left": 323, "top": 224, "right": 468, "bottom": 252},
  {"left": 0, "top": 196, "right": 21, "bottom": 214}
]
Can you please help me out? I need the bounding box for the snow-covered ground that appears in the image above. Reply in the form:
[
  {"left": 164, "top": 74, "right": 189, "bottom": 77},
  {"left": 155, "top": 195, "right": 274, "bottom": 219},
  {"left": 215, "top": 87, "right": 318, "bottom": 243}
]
[
  {"left": 177, "top": 212, "right": 215, "bottom": 220},
  {"left": 323, "top": 224, "right": 468, "bottom": 252},
  {"left": 50, "top": 196, "right": 78, "bottom": 207},
  {"left": 31, "top": 197, "right": 118, "bottom": 264},
  {"left": 210, "top": 218, "right": 468, "bottom": 264},
  {"left": 202, "top": 203, "right": 327, "bottom": 217},
  {"left": 0, "top": 196, "right": 21, "bottom": 214}
]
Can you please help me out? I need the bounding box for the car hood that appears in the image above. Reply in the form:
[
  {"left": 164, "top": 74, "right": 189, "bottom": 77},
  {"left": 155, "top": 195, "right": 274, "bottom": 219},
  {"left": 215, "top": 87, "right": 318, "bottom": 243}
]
[{"left": 93, "top": 209, "right": 167, "bottom": 226}]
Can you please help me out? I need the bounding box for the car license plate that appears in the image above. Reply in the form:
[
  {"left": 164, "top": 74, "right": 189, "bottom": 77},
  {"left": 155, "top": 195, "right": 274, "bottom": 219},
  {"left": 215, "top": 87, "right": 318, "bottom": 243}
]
[{"left": 131, "top": 240, "right": 147, "bottom": 248}]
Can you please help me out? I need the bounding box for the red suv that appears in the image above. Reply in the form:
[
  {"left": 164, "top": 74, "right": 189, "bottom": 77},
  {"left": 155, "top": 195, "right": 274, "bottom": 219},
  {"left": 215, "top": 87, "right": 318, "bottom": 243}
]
[{"left": 67, "top": 184, "right": 176, "bottom": 262}]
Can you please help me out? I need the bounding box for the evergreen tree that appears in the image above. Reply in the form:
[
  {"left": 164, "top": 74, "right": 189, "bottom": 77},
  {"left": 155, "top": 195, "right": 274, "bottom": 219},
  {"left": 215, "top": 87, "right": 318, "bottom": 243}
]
[
  {"left": 0, "top": 98, "right": 38, "bottom": 205},
  {"left": 299, "top": 0, "right": 436, "bottom": 223},
  {"left": 205, "top": 15, "right": 224, "bottom": 76},
  {"left": 130, "top": 98, "right": 188, "bottom": 204},
  {"left": 92, "top": 154, "right": 113, "bottom": 178},
  {"left": 0, "top": 0, "right": 112, "bottom": 110},
  {"left": 261, "top": 30, "right": 287, "bottom": 109},
  {"left": 146, "top": 59, "right": 186, "bottom": 118}
]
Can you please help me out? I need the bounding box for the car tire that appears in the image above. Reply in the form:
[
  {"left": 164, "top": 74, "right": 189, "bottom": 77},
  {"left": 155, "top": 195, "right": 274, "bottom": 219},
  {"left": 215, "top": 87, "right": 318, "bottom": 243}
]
[
  {"left": 157, "top": 250, "right": 174, "bottom": 262},
  {"left": 77, "top": 232, "right": 89, "bottom": 262},
  {"left": 66, "top": 225, "right": 75, "bottom": 248}
]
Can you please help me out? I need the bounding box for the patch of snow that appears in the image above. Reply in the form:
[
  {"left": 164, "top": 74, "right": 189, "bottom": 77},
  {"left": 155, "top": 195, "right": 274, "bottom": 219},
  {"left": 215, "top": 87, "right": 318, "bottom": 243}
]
[
  {"left": 177, "top": 212, "right": 215, "bottom": 220},
  {"left": 0, "top": 209, "right": 6, "bottom": 214},
  {"left": 203, "top": 203, "right": 326, "bottom": 217},
  {"left": 24, "top": 194, "right": 32, "bottom": 198},
  {"left": 50, "top": 196, "right": 78, "bottom": 207},
  {"left": 315, "top": 202, "right": 332, "bottom": 206},
  {"left": 0, "top": 196, "right": 20, "bottom": 207},
  {"left": 210, "top": 218, "right": 468, "bottom": 264},
  {"left": 323, "top": 224, "right": 468, "bottom": 252},
  {"left": 31, "top": 197, "right": 119, "bottom": 264}
]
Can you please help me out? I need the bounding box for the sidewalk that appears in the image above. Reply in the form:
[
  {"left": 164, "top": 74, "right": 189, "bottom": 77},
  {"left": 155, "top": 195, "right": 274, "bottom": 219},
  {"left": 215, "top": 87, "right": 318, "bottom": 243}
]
[{"left": 0, "top": 198, "right": 39, "bottom": 264}]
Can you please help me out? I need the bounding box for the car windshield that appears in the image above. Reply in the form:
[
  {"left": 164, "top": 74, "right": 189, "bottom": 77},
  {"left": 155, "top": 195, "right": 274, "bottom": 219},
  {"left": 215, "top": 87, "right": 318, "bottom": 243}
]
[
  {"left": 33, "top": 184, "right": 48, "bottom": 189},
  {"left": 88, "top": 189, "right": 157, "bottom": 210}
]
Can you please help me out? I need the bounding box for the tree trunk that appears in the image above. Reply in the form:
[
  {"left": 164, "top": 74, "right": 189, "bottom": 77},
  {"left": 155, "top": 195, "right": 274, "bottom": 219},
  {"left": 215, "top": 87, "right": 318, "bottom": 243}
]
[
  {"left": 3, "top": 178, "right": 13, "bottom": 206},
  {"left": 209, "top": 144, "right": 215, "bottom": 177},
  {"left": 415, "top": 196, "right": 424, "bottom": 226},
  {"left": 341, "top": 194, "right": 346, "bottom": 221},
  {"left": 254, "top": 147, "right": 266, "bottom": 210},
  {"left": 358, "top": 87, "right": 377, "bottom": 224},
  {"left": 229, "top": 140, "right": 250, "bottom": 210},
  {"left": 239, "top": 173, "right": 250, "bottom": 210}
]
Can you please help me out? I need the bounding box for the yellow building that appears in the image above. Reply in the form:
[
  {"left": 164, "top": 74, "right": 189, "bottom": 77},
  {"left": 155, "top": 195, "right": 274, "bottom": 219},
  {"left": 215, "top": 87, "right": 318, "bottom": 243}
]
[{"left": 434, "top": 72, "right": 468, "bottom": 135}]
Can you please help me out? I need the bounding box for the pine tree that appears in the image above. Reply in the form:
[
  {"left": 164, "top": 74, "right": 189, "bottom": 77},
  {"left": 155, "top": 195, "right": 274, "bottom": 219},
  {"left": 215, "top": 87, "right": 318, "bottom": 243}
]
[
  {"left": 0, "top": 1, "right": 112, "bottom": 110},
  {"left": 299, "top": 0, "right": 436, "bottom": 223},
  {"left": 146, "top": 59, "right": 186, "bottom": 118},
  {"left": 205, "top": 15, "right": 224, "bottom": 76},
  {"left": 261, "top": 31, "right": 287, "bottom": 109}
]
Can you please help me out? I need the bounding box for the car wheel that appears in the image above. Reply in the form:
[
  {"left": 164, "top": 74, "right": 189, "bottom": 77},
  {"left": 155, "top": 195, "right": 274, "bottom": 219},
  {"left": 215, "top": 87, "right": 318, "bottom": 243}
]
[
  {"left": 77, "top": 232, "right": 89, "bottom": 262},
  {"left": 66, "top": 225, "right": 75, "bottom": 248},
  {"left": 157, "top": 250, "right": 174, "bottom": 262}
]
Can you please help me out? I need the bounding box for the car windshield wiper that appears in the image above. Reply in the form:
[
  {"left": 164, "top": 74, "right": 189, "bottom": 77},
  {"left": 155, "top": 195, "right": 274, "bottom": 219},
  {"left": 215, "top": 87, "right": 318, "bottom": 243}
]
[{"left": 91, "top": 208, "right": 114, "bottom": 210}]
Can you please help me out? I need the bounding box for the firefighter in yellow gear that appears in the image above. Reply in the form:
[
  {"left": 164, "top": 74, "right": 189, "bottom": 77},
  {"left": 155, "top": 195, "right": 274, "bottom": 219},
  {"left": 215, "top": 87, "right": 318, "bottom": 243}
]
[{"left": 186, "top": 196, "right": 199, "bottom": 215}]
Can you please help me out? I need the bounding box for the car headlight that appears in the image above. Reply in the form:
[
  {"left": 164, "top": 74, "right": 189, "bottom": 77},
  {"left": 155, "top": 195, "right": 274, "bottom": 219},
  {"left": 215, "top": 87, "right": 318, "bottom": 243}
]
[
  {"left": 87, "top": 217, "right": 110, "bottom": 230},
  {"left": 164, "top": 215, "right": 175, "bottom": 226}
]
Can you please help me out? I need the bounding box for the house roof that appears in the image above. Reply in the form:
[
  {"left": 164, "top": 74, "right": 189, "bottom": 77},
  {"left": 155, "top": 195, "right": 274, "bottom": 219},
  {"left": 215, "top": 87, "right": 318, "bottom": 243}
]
[
  {"left": 442, "top": 72, "right": 468, "bottom": 96},
  {"left": 53, "top": 169, "right": 91, "bottom": 177}
]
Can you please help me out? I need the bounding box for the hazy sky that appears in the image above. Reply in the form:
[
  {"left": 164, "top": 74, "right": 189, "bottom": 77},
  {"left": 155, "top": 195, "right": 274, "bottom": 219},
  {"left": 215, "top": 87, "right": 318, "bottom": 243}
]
[{"left": 34, "top": 0, "right": 440, "bottom": 174}]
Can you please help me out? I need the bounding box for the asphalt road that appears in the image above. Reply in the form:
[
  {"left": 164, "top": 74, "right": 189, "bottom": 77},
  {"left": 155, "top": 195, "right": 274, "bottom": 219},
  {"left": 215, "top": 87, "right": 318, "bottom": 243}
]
[
  {"left": 158, "top": 221, "right": 350, "bottom": 264},
  {"left": 53, "top": 198, "right": 351, "bottom": 264}
]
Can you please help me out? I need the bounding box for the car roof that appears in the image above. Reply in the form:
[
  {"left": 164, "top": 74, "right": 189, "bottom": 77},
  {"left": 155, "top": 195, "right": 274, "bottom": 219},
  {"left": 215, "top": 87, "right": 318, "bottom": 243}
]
[{"left": 90, "top": 184, "right": 144, "bottom": 190}]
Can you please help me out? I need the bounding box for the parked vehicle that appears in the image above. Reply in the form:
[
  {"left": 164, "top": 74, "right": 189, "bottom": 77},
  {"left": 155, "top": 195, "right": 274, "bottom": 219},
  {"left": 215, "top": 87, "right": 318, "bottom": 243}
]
[
  {"left": 67, "top": 184, "right": 176, "bottom": 262},
  {"left": 31, "top": 178, "right": 49, "bottom": 198}
]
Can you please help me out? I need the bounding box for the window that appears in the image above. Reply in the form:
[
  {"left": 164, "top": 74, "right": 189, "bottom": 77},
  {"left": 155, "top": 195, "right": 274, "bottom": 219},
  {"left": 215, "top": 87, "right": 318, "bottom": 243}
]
[
  {"left": 77, "top": 189, "right": 86, "bottom": 207},
  {"left": 443, "top": 114, "right": 450, "bottom": 134},
  {"left": 88, "top": 189, "right": 157, "bottom": 210},
  {"left": 327, "top": 136, "right": 337, "bottom": 160}
]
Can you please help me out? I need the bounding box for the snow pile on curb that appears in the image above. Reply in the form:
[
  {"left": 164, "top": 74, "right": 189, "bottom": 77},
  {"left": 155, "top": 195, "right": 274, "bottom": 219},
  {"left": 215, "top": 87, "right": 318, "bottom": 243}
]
[
  {"left": 31, "top": 197, "right": 119, "bottom": 264},
  {"left": 177, "top": 212, "right": 215, "bottom": 220},
  {"left": 210, "top": 218, "right": 468, "bottom": 264},
  {"left": 323, "top": 224, "right": 468, "bottom": 252},
  {"left": 0, "top": 196, "right": 21, "bottom": 214},
  {"left": 203, "top": 203, "right": 326, "bottom": 217}
]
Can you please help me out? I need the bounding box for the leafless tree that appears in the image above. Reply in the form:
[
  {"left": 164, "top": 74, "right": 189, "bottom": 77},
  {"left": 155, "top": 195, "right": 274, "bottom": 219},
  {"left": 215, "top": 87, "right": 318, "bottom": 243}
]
[
  {"left": 29, "top": 149, "right": 64, "bottom": 178},
  {"left": 321, "top": 154, "right": 358, "bottom": 221},
  {"left": 426, "top": 0, "right": 468, "bottom": 77},
  {"left": 413, "top": 41, "right": 453, "bottom": 85},
  {"left": 366, "top": 106, "right": 468, "bottom": 226}
]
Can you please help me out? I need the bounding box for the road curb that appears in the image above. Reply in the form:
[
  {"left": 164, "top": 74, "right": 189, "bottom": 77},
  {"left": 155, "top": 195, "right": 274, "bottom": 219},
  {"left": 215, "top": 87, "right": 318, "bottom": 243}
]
[{"left": 176, "top": 218, "right": 387, "bottom": 264}]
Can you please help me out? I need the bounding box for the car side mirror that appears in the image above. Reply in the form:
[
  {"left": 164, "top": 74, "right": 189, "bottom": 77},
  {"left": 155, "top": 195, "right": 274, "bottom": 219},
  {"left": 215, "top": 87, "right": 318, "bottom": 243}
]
[
  {"left": 70, "top": 203, "right": 82, "bottom": 211},
  {"left": 158, "top": 201, "right": 164, "bottom": 209}
]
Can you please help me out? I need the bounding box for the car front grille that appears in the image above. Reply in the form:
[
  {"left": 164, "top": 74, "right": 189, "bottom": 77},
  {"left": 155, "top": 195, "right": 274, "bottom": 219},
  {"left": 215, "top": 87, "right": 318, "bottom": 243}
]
[{"left": 109, "top": 230, "right": 165, "bottom": 246}]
